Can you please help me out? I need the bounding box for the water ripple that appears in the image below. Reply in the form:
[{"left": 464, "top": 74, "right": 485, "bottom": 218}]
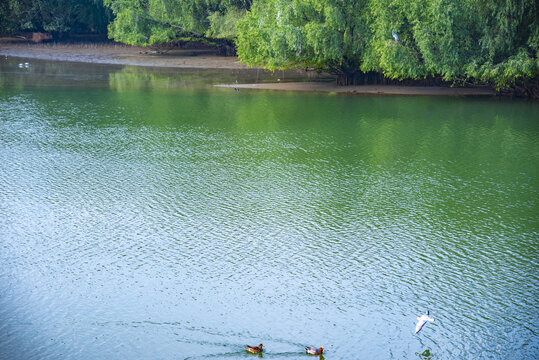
[{"left": 1, "top": 81, "right": 538, "bottom": 359}]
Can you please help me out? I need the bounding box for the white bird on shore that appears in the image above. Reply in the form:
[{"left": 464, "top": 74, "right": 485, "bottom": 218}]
[{"left": 415, "top": 310, "right": 435, "bottom": 334}]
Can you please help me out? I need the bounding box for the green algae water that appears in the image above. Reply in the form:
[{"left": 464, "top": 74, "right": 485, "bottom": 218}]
[{"left": 0, "top": 57, "right": 538, "bottom": 360}]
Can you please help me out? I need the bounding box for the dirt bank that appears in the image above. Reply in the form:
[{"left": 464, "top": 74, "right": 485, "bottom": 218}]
[
  {"left": 0, "top": 42, "right": 248, "bottom": 69},
  {"left": 216, "top": 82, "right": 496, "bottom": 96}
]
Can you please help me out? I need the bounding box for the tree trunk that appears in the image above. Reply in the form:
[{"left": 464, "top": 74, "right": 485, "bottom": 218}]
[
  {"left": 336, "top": 71, "right": 456, "bottom": 87},
  {"left": 337, "top": 71, "right": 391, "bottom": 86},
  {"left": 216, "top": 40, "right": 236, "bottom": 56}
]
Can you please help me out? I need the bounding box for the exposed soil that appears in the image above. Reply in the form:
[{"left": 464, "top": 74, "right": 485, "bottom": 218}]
[
  {"left": 216, "top": 82, "right": 496, "bottom": 96},
  {"left": 0, "top": 41, "right": 248, "bottom": 69}
]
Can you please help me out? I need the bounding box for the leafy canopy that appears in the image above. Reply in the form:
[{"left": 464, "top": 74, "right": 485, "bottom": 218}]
[
  {"left": 104, "top": 0, "right": 251, "bottom": 45},
  {"left": 0, "top": 0, "right": 111, "bottom": 34},
  {"left": 236, "top": 0, "right": 370, "bottom": 74},
  {"left": 237, "top": 0, "right": 538, "bottom": 87}
]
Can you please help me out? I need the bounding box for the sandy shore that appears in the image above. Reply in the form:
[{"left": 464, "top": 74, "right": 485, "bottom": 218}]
[
  {"left": 1, "top": 42, "right": 497, "bottom": 96},
  {"left": 216, "top": 82, "right": 496, "bottom": 96},
  {"left": 0, "top": 42, "right": 248, "bottom": 69}
]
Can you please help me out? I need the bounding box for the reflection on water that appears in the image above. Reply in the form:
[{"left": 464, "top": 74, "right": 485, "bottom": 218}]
[
  {"left": 0, "top": 57, "right": 538, "bottom": 360},
  {"left": 0, "top": 56, "right": 329, "bottom": 92}
]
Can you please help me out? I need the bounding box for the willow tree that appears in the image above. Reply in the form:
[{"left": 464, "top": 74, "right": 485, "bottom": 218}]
[
  {"left": 236, "top": 0, "right": 537, "bottom": 88},
  {"left": 236, "top": 0, "right": 371, "bottom": 84},
  {"left": 465, "top": 0, "right": 538, "bottom": 88},
  {"left": 104, "top": 0, "right": 251, "bottom": 53},
  {"left": 365, "top": 0, "right": 538, "bottom": 88}
]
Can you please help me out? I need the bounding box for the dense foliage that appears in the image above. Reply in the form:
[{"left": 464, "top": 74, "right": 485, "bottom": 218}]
[
  {"left": 364, "top": 0, "right": 538, "bottom": 87},
  {"left": 237, "top": 0, "right": 538, "bottom": 88},
  {"left": 0, "top": 0, "right": 536, "bottom": 89},
  {"left": 0, "top": 0, "right": 111, "bottom": 34},
  {"left": 104, "top": 0, "right": 251, "bottom": 47},
  {"left": 236, "top": 0, "right": 370, "bottom": 81}
]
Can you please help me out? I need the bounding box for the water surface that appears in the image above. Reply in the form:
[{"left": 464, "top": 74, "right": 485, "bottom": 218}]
[{"left": 0, "top": 57, "right": 538, "bottom": 359}]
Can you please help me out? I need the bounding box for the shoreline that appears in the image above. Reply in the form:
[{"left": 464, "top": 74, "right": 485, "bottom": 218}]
[
  {"left": 0, "top": 42, "right": 249, "bottom": 69},
  {"left": 215, "top": 82, "right": 496, "bottom": 96},
  {"left": 0, "top": 41, "right": 497, "bottom": 96}
]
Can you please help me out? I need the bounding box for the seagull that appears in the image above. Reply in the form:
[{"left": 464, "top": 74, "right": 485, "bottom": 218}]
[
  {"left": 415, "top": 310, "right": 435, "bottom": 334},
  {"left": 392, "top": 31, "right": 400, "bottom": 41}
]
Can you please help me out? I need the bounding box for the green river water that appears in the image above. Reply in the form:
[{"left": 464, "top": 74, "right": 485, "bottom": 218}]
[{"left": 0, "top": 57, "right": 538, "bottom": 359}]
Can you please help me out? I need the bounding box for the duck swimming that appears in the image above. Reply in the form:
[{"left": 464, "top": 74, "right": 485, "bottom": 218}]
[
  {"left": 305, "top": 346, "right": 324, "bottom": 355},
  {"left": 415, "top": 310, "right": 435, "bottom": 334},
  {"left": 245, "top": 344, "right": 263, "bottom": 354}
]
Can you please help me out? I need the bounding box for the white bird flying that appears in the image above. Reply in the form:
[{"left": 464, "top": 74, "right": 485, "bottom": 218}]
[{"left": 415, "top": 310, "right": 435, "bottom": 334}]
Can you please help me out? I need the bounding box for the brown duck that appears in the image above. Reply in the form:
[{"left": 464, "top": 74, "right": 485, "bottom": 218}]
[
  {"left": 305, "top": 346, "right": 324, "bottom": 355},
  {"left": 245, "top": 344, "right": 263, "bottom": 354}
]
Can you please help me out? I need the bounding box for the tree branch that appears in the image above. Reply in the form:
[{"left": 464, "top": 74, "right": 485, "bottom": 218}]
[{"left": 146, "top": 15, "right": 202, "bottom": 38}]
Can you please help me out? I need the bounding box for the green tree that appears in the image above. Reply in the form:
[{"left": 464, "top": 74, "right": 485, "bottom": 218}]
[
  {"left": 365, "top": 0, "right": 538, "bottom": 87},
  {"left": 465, "top": 0, "right": 538, "bottom": 87},
  {"left": 0, "top": 0, "right": 111, "bottom": 34},
  {"left": 236, "top": 0, "right": 537, "bottom": 88},
  {"left": 104, "top": 0, "right": 251, "bottom": 51},
  {"left": 236, "top": 0, "right": 371, "bottom": 84}
]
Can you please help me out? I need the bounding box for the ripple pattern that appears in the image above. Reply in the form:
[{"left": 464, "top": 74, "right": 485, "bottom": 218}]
[{"left": 0, "top": 79, "right": 538, "bottom": 359}]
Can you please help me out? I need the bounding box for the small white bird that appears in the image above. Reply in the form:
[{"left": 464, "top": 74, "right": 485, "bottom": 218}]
[
  {"left": 415, "top": 310, "right": 435, "bottom": 334},
  {"left": 392, "top": 31, "right": 400, "bottom": 42}
]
